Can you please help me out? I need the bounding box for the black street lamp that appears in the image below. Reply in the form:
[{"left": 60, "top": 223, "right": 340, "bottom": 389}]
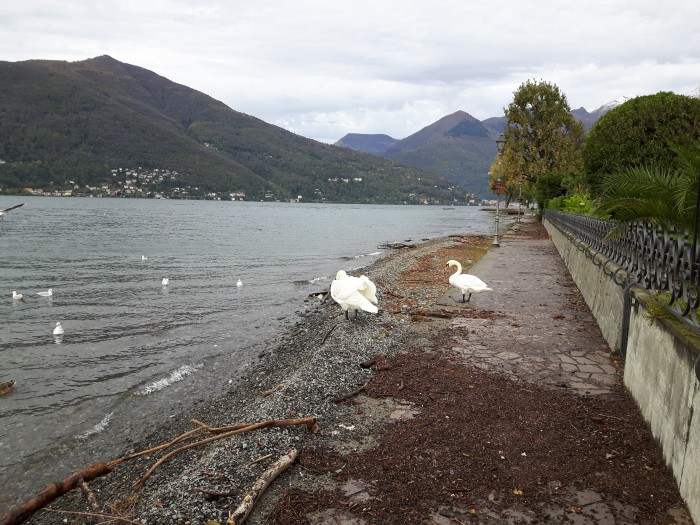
[
  {"left": 493, "top": 133, "right": 506, "bottom": 246},
  {"left": 517, "top": 177, "right": 524, "bottom": 223}
]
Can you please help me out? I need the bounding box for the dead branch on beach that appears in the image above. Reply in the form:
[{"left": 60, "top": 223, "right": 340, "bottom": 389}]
[
  {"left": 0, "top": 463, "right": 112, "bottom": 525},
  {"left": 226, "top": 448, "right": 299, "bottom": 525},
  {"left": 332, "top": 381, "right": 369, "bottom": 403},
  {"left": 410, "top": 308, "right": 454, "bottom": 319},
  {"left": 0, "top": 417, "right": 316, "bottom": 525},
  {"left": 43, "top": 508, "right": 141, "bottom": 524},
  {"left": 134, "top": 417, "right": 316, "bottom": 489},
  {"left": 321, "top": 323, "right": 338, "bottom": 345},
  {"left": 78, "top": 477, "right": 100, "bottom": 514}
]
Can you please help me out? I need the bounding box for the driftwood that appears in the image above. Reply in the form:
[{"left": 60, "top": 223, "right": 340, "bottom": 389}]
[
  {"left": 134, "top": 417, "right": 316, "bottom": 489},
  {"left": 332, "top": 381, "right": 369, "bottom": 403},
  {"left": 321, "top": 323, "right": 338, "bottom": 345},
  {"left": 1, "top": 417, "right": 317, "bottom": 525},
  {"left": 411, "top": 309, "right": 454, "bottom": 319},
  {"left": 226, "top": 448, "right": 299, "bottom": 525},
  {"left": 111, "top": 426, "right": 207, "bottom": 465},
  {"left": 78, "top": 477, "right": 100, "bottom": 513},
  {"left": 43, "top": 509, "right": 140, "bottom": 524},
  {"left": 0, "top": 462, "right": 112, "bottom": 525}
]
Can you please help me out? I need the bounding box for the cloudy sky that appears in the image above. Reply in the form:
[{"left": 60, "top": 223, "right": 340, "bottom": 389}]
[{"left": 1, "top": 1, "right": 698, "bottom": 143}]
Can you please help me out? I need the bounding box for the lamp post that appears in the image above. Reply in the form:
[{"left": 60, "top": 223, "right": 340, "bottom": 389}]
[
  {"left": 493, "top": 133, "right": 505, "bottom": 247},
  {"left": 517, "top": 177, "right": 524, "bottom": 223}
]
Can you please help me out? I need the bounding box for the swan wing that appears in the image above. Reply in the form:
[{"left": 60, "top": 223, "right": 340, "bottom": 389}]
[
  {"left": 331, "top": 275, "right": 379, "bottom": 313},
  {"left": 358, "top": 275, "right": 378, "bottom": 304},
  {"left": 452, "top": 274, "right": 492, "bottom": 292}
]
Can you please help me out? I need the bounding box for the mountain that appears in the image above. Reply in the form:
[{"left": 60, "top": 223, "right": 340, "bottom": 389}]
[
  {"left": 337, "top": 111, "right": 501, "bottom": 197},
  {"left": 334, "top": 133, "right": 398, "bottom": 155},
  {"left": 335, "top": 98, "right": 629, "bottom": 198},
  {"left": 0, "top": 56, "right": 468, "bottom": 205}
]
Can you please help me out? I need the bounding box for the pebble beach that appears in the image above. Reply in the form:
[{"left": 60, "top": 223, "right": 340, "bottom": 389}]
[{"left": 14, "top": 234, "right": 459, "bottom": 525}]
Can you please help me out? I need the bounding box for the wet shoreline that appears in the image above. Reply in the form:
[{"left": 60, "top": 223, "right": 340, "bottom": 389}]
[{"left": 16, "top": 236, "right": 458, "bottom": 525}]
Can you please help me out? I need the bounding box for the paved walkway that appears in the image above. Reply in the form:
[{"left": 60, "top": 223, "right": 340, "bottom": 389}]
[
  {"left": 424, "top": 215, "right": 694, "bottom": 525},
  {"left": 437, "top": 216, "right": 621, "bottom": 396}
]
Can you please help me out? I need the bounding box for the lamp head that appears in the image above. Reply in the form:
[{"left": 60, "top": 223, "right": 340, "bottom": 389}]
[{"left": 496, "top": 133, "right": 505, "bottom": 154}]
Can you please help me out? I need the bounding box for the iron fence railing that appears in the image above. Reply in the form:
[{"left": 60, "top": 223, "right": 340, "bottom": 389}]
[{"left": 545, "top": 210, "right": 700, "bottom": 334}]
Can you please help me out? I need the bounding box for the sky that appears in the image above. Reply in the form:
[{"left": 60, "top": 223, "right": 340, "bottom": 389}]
[{"left": 1, "top": 1, "right": 699, "bottom": 143}]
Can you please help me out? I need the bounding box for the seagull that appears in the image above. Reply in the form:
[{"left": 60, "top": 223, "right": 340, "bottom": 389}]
[
  {"left": 236, "top": 279, "right": 243, "bottom": 287},
  {"left": 445, "top": 260, "right": 492, "bottom": 303},
  {"left": 330, "top": 270, "right": 379, "bottom": 320},
  {"left": 12, "top": 291, "right": 24, "bottom": 301},
  {"left": 162, "top": 278, "right": 169, "bottom": 286},
  {"left": 53, "top": 322, "right": 64, "bottom": 335},
  {"left": 0, "top": 203, "right": 25, "bottom": 220},
  {"left": 141, "top": 255, "right": 148, "bottom": 261},
  {"left": 37, "top": 288, "right": 53, "bottom": 297}
]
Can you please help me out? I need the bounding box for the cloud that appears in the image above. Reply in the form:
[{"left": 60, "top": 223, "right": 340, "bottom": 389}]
[{"left": 1, "top": 0, "right": 698, "bottom": 142}]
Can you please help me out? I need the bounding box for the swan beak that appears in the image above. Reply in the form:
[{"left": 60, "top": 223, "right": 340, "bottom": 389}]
[{"left": 443, "top": 264, "right": 449, "bottom": 270}]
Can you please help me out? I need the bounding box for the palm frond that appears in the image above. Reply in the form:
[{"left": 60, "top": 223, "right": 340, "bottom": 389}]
[{"left": 594, "top": 165, "right": 694, "bottom": 231}]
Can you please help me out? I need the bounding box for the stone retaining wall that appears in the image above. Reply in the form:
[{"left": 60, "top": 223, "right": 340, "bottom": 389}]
[{"left": 544, "top": 218, "right": 700, "bottom": 524}]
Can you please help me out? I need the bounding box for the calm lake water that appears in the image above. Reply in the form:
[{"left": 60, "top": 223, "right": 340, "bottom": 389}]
[{"left": 0, "top": 196, "right": 494, "bottom": 508}]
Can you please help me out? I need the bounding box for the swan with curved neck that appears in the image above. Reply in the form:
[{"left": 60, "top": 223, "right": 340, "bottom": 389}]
[
  {"left": 445, "top": 260, "right": 491, "bottom": 303},
  {"left": 330, "top": 270, "right": 379, "bottom": 320}
]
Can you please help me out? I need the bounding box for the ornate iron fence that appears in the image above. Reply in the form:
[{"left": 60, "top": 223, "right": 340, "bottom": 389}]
[{"left": 545, "top": 210, "right": 700, "bottom": 334}]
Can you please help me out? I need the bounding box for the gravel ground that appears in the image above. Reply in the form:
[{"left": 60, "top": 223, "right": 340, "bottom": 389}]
[
  {"left": 15, "top": 235, "right": 466, "bottom": 525},
  {"left": 10, "top": 225, "right": 693, "bottom": 525}
]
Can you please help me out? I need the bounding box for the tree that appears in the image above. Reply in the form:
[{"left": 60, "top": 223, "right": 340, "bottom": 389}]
[
  {"left": 583, "top": 92, "right": 700, "bottom": 194},
  {"left": 593, "top": 144, "right": 700, "bottom": 238},
  {"left": 492, "top": 79, "right": 585, "bottom": 204}
]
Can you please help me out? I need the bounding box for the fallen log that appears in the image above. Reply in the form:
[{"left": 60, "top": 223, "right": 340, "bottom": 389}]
[
  {"left": 0, "top": 462, "right": 111, "bottom": 525},
  {"left": 226, "top": 449, "right": 299, "bottom": 525}
]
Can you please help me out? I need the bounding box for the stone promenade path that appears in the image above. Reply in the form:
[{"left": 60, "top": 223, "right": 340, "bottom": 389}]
[{"left": 439, "top": 217, "right": 619, "bottom": 397}]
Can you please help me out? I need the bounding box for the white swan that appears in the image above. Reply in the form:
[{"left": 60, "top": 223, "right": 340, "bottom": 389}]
[
  {"left": 53, "top": 322, "right": 64, "bottom": 335},
  {"left": 37, "top": 288, "right": 53, "bottom": 297},
  {"left": 162, "top": 278, "right": 169, "bottom": 286},
  {"left": 141, "top": 255, "right": 148, "bottom": 261},
  {"left": 12, "top": 291, "right": 23, "bottom": 301},
  {"left": 445, "top": 260, "right": 492, "bottom": 303},
  {"left": 330, "top": 270, "right": 378, "bottom": 320},
  {"left": 236, "top": 279, "right": 243, "bottom": 287},
  {"left": 0, "top": 202, "right": 24, "bottom": 220}
]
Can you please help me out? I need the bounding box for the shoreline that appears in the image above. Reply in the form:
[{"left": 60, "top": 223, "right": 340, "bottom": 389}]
[
  {"left": 13, "top": 223, "right": 693, "bottom": 525},
  {"left": 17, "top": 234, "right": 470, "bottom": 525}
]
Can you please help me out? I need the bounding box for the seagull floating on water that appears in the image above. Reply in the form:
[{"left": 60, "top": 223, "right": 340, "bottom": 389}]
[
  {"left": 141, "top": 255, "right": 148, "bottom": 261},
  {"left": 236, "top": 279, "right": 243, "bottom": 287},
  {"left": 445, "top": 260, "right": 492, "bottom": 303},
  {"left": 37, "top": 288, "right": 53, "bottom": 297},
  {"left": 162, "top": 278, "right": 169, "bottom": 286},
  {"left": 0, "top": 203, "right": 25, "bottom": 220},
  {"left": 53, "top": 322, "right": 64, "bottom": 336},
  {"left": 330, "top": 270, "right": 379, "bottom": 320},
  {"left": 12, "top": 291, "right": 24, "bottom": 301}
]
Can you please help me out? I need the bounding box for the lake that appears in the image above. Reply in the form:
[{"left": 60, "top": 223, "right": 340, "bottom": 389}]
[{"left": 0, "top": 196, "right": 495, "bottom": 508}]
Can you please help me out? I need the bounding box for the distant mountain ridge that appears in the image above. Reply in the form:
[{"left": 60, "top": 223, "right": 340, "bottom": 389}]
[
  {"left": 0, "top": 56, "right": 467, "bottom": 204},
  {"left": 334, "top": 99, "right": 626, "bottom": 197}
]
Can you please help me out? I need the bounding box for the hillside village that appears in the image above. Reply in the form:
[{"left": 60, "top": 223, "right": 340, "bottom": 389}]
[{"left": 2, "top": 166, "right": 249, "bottom": 201}]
